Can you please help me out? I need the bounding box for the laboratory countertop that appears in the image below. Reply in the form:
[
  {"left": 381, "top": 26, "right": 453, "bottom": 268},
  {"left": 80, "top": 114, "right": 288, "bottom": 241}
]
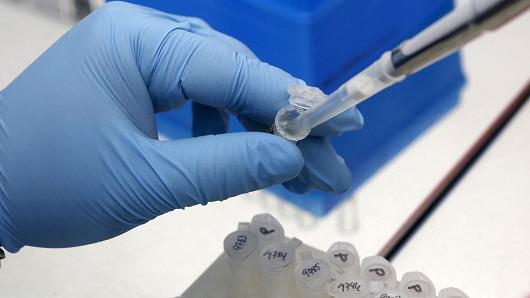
[
  {"left": 392, "top": 92, "right": 530, "bottom": 297},
  {"left": 0, "top": 1, "right": 529, "bottom": 297}
]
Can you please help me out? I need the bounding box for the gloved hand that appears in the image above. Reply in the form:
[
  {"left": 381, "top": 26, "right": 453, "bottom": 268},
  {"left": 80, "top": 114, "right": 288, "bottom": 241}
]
[{"left": 0, "top": 2, "right": 363, "bottom": 252}]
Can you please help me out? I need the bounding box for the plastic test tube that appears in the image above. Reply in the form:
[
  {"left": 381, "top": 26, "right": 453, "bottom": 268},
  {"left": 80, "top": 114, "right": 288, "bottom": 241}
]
[
  {"left": 273, "top": 53, "right": 403, "bottom": 142},
  {"left": 372, "top": 288, "right": 409, "bottom": 298},
  {"left": 250, "top": 213, "right": 286, "bottom": 249},
  {"left": 400, "top": 272, "right": 436, "bottom": 298},
  {"left": 258, "top": 238, "right": 302, "bottom": 298},
  {"left": 295, "top": 251, "right": 332, "bottom": 298},
  {"left": 326, "top": 242, "right": 361, "bottom": 274},
  {"left": 223, "top": 222, "right": 260, "bottom": 298},
  {"left": 327, "top": 271, "right": 371, "bottom": 298},
  {"left": 437, "top": 287, "right": 469, "bottom": 298},
  {"left": 360, "top": 256, "right": 398, "bottom": 294}
]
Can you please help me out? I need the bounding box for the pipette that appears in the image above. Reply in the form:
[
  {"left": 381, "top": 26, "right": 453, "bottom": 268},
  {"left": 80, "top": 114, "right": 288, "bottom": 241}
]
[{"left": 273, "top": 0, "right": 530, "bottom": 141}]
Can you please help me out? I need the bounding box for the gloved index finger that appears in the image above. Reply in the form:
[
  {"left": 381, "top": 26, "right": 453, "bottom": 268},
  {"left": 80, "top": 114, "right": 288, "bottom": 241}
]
[{"left": 150, "top": 29, "right": 300, "bottom": 126}]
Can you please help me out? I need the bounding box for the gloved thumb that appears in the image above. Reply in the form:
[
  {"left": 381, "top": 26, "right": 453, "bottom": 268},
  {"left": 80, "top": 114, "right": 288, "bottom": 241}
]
[{"left": 140, "top": 132, "right": 304, "bottom": 212}]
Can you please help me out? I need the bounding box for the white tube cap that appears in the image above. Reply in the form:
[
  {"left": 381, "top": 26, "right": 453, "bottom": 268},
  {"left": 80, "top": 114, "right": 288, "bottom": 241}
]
[
  {"left": 400, "top": 272, "right": 436, "bottom": 298},
  {"left": 296, "top": 255, "right": 332, "bottom": 290},
  {"left": 327, "top": 273, "right": 370, "bottom": 298},
  {"left": 360, "top": 256, "right": 397, "bottom": 287},
  {"left": 223, "top": 229, "right": 258, "bottom": 262},
  {"left": 327, "top": 242, "right": 360, "bottom": 273},
  {"left": 372, "top": 288, "right": 409, "bottom": 298},
  {"left": 259, "top": 238, "right": 302, "bottom": 274},
  {"left": 438, "top": 287, "right": 469, "bottom": 298},
  {"left": 250, "top": 213, "right": 285, "bottom": 246}
]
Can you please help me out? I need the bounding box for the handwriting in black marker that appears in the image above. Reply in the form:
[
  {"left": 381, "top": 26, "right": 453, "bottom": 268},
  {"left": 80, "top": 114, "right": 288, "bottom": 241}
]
[
  {"left": 232, "top": 235, "right": 247, "bottom": 251},
  {"left": 338, "top": 281, "right": 361, "bottom": 292},
  {"left": 369, "top": 267, "right": 386, "bottom": 276},
  {"left": 408, "top": 284, "right": 423, "bottom": 292},
  {"left": 263, "top": 250, "right": 287, "bottom": 261},
  {"left": 259, "top": 227, "right": 275, "bottom": 235},
  {"left": 301, "top": 262, "right": 321, "bottom": 278},
  {"left": 334, "top": 252, "right": 349, "bottom": 262}
]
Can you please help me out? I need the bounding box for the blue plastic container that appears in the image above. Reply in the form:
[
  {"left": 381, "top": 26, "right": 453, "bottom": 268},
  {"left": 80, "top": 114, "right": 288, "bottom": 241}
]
[{"left": 121, "top": 0, "right": 466, "bottom": 216}]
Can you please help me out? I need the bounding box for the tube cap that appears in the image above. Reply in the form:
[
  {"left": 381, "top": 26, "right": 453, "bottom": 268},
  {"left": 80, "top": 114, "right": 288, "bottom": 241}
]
[
  {"left": 327, "top": 272, "right": 370, "bottom": 298},
  {"left": 400, "top": 272, "right": 436, "bottom": 298},
  {"left": 250, "top": 214, "right": 285, "bottom": 246},
  {"left": 372, "top": 288, "right": 409, "bottom": 298},
  {"left": 438, "top": 287, "right": 469, "bottom": 298},
  {"left": 223, "top": 229, "right": 258, "bottom": 262},
  {"left": 296, "top": 256, "right": 331, "bottom": 290},
  {"left": 259, "top": 238, "right": 302, "bottom": 273},
  {"left": 360, "top": 256, "right": 397, "bottom": 286},
  {"left": 327, "top": 242, "right": 360, "bottom": 273},
  {"left": 287, "top": 85, "right": 326, "bottom": 109}
]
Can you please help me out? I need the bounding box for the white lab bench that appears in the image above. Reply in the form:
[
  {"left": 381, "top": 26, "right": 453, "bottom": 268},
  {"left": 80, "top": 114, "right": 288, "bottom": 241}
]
[
  {"left": 0, "top": 1, "right": 529, "bottom": 297},
  {"left": 392, "top": 99, "right": 530, "bottom": 297}
]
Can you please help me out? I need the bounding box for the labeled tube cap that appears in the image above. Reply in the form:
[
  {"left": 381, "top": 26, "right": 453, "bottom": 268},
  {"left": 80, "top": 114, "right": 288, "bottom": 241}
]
[
  {"left": 223, "top": 229, "right": 258, "bottom": 262},
  {"left": 400, "top": 272, "right": 436, "bottom": 298},
  {"left": 295, "top": 256, "right": 331, "bottom": 290},
  {"left": 259, "top": 238, "right": 302, "bottom": 273},
  {"left": 372, "top": 288, "right": 409, "bottom": 298},
  {"left": 360, "top": 256, "right": 397, "bottom": 286},
  {"left": 327, "top": 273, "right": 370, "bottom": 298},
  {"left": 327, "top": 242, "right": 360, "bottom": 273},
  {"left": 438, "top": 288, "right": 469, "bottom": 298},
  {"left": 250, "top": 213, "right": 285, "bottom": 245}
]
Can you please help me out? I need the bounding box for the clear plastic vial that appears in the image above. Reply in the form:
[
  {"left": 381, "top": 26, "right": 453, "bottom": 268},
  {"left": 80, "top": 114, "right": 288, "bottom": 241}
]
[
  {"left": 295, "top": 251, "right": 332, "bottom": 298},
  {"left": 273, "top": 85, "right": 326, "bottom": 141},
  {"left": 258, "top": 238, "right": 303, "bottom": 298},
  {"left": 223, "top": 222, "right": 260, "bottom": 298},
  {"left": 273, "top": 53, "right": 403, "bottom": 142}
]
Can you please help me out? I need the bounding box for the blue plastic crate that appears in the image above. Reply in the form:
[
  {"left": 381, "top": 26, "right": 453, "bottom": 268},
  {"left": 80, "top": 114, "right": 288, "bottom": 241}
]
[{"left": 120, "top": 0, "right": 465, "bottom": 216}]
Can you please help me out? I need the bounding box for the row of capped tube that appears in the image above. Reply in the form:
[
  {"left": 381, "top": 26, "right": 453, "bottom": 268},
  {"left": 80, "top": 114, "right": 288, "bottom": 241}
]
[{"left": 223, "top": 213, "right": 468, "bottom": 298}]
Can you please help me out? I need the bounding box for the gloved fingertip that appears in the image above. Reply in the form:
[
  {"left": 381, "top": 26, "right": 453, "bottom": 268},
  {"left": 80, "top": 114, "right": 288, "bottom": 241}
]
[
  {"left": 334, "top": 173, "right": 353, "bottom": 194},
  {"left": 0, "top": 222, "right": 24, "bottom": 253},
  {"left": 282, "top": 179, "right": 311, "bottom": 194},
  {"left": 330, "top": 155, "right": 353, "bottom": 194},
  {"left": 259, "top": 135, "right": 304, "bottom": 183}
]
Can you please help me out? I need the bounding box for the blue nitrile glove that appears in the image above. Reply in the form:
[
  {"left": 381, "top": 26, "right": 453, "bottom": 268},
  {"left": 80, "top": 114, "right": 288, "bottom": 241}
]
[{"left": 0, "top": 2, "right": 363, "bottom": 252}]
